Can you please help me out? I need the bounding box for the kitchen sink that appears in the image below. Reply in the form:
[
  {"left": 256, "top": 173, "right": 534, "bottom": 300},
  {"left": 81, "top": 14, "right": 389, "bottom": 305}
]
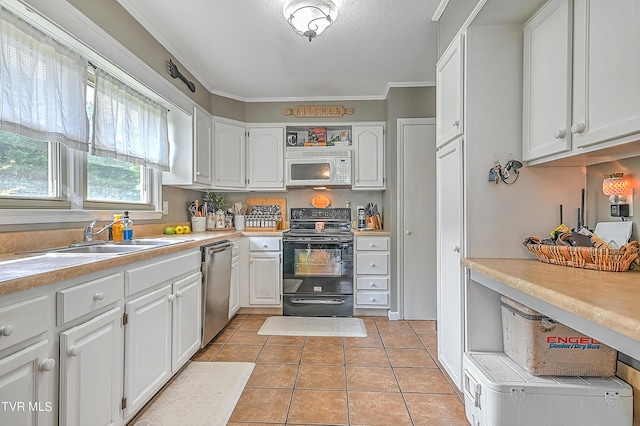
[
  {"left": 114, "top": 238, "right": 191, "bottom": 246},
  {"left": 47, "top": 244, "right": 153, "bottom": 254}
]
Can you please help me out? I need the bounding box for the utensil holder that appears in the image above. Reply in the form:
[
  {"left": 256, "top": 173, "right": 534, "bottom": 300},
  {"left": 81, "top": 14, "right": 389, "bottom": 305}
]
[
  {"left": 191, "top": 216, "right": 206, "bottom": 232},
  {"left": 234, "top": 215, "right": 245, "bottom": 231}
]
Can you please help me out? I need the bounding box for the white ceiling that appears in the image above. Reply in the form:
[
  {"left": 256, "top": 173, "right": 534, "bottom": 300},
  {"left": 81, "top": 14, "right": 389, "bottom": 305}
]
[{"left": 116, "top": 0, "right": 441, "bottom": 102}]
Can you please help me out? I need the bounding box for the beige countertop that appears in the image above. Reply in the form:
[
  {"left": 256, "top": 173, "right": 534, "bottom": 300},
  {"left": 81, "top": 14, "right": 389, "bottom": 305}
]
[
  {"left": 462, "top": 258, "right": 640, "bottom": 344},
  {"left": 352, "top": 230, "right": 391, "bottom": 236},
  {"left": 0, "top": 230, "right": 286, "bottom": 297}
]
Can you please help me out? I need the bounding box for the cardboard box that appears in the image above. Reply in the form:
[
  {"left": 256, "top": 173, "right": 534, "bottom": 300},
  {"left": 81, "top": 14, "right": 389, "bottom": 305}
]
[
  {"left": 501, "top": 296, "right": 617, "bottom": 376},
  {"left": 463, "top": 352, "right": 632, "bottom": 426}
]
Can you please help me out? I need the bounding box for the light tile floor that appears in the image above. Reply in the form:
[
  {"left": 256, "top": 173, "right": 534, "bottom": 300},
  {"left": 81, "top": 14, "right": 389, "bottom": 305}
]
[{"left": 191, "top": 314, "right": 469, "bottom": 426}]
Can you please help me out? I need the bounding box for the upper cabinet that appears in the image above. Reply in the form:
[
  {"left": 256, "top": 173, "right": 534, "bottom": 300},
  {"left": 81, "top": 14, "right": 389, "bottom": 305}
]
[
  {"left": 524, "top": 0, "right": 640, "bottom": 164},
  {"left": 522, "top": 0, "right": 572, "bottom": 161},
  {"left": 213, "top": 118, "right": 246, "bottom": 190},
  {"left": 247, "top": 126, "right": 285, "bottom": 190},
  {"left": 162, "top": 105, "right": 213, "bottom": 188},
  {"left": 353, "top": 125, "right": 385, "bottom": 190},
  {"left": 436, "top": 35, "right": 464, "bottom": 148}
]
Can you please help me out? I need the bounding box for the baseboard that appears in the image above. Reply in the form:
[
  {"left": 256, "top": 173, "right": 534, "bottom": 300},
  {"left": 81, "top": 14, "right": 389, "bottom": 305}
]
[{"left": 387, "top": 311, "right": 399, "bottom": 321}]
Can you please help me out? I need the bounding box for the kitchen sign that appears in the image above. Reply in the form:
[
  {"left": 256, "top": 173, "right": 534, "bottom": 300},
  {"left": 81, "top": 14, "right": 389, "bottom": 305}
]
[{"left": 284, "top": 106, "right": 354, "bottom": 118}]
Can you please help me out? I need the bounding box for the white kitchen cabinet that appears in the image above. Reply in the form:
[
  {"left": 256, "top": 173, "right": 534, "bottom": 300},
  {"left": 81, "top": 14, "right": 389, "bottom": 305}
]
[
  {"left": 248, "top": 237, "right": 281, "bottom": 306},
  {"left": 353, "top": 125, "right": 385, "bottom": 190},
  {"left": 213, "top": 118, "right": 246, "bottom": 189},
  {"left": 522, "top": 0, "right": 573, "bottom": 161},
  {"left": 228, "top": 239, "right": 240, "bottom": 318},
  {"left": 436, "top": 136, "right": 464, "bottom": 391},
  {"left": 59, "top": 307, "right": 122, "bottom": 426},
  {"left": 170, "top": 271, "right": 201, "bottom": 372},
  {"left": 0, "top": 340, "right": 55, "bottom": 426},
  {"left": 436, "top": 35, "right": 464, "bottom": 147},
  {"left": 571, "top": 0, "right": 640, "bottom": 149},
  {"left": 123, "top": 285, "right": 172, "bottom": 420},
  {"left": 247, "top": 126, "right": 285, "bottom": 190},
  {"left": 354, "top": 236, "right": 390, "bottom": 309},
  {"left": 193, "top": 105, "right": 214, "bottom": 186}
]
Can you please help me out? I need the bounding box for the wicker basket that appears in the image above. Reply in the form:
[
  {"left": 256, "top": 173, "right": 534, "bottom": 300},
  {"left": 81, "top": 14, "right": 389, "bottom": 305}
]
[{"left": 523, "top": 238, "right": 640, "bottom": 272}]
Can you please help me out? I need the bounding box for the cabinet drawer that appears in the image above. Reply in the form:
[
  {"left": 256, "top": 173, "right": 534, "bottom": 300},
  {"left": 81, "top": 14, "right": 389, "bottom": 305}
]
[
  {"left": 125, "top": 250, "right": 200, "bottom": 296},
  {"left": 0, "top": 295, "right": 48, "bottom": 351},
  {"left": 356, "top": 237, "right": 388, "bottom": 251},
  {"left": 356, "top": 253, "right": 389, "bottom": 275},
  {"left": 356, "top": 292, "right": 388, "bottom": 306},
  {"left": 356, "top": 277, "right": 389, "bottom": 291},
  {"left": 248, "top": 237, "right": 281, "bottom": 252},
  {"left": 57, "top": 272, "right": 123, "bottom": 325}
]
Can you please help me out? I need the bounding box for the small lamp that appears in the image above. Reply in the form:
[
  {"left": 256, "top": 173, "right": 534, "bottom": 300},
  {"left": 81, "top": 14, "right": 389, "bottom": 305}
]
[
  {"left": 283, "top": 0, "right": 338, "bottom": 42},
  {"left": 602, "top": 173, "right": 629, "bottom": 203}
]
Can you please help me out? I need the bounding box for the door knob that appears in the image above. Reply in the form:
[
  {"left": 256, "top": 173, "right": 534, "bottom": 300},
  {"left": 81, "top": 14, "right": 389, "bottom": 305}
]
[
  {"left": 571, "top": 123, "right": 585, "bottom": 134},
  {"left": 67, "top": 345, "right": 81, "bottom": 357},
  {"left": 554, "top": 128, "right": 566, "bottom": 139},
  {"left": 0, "top": 325, "right": 14, "bottom": 337},
  {"left": 38, "top": 358, "right": 56, "bottom": 372}
]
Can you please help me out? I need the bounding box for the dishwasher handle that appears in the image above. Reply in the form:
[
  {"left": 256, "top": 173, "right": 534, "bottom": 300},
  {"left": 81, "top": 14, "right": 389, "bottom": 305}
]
[{"left": 203, "top": 241, "right": 233, "bottom": 255}]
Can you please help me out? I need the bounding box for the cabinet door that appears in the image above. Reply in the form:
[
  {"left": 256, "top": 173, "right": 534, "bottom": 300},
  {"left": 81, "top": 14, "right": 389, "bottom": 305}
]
[
  {"left": 123, "top": 285, "right": 172, "bottom": 420},
  {"left": 248, "top": 127, "right": 285, "bottom": 190},
  {"left": 193, "top": 105, "right": 213, "bottom": 186},
  {"left": 249, "top": 252, "right": 281, "bottom": 305},
  {"left": 213, "top": 120, "right": 246, "bottom": 189},
  {"left": 229, "top": 255, "right": 240, "bottom": 318},
  {"left": 171, "top": 272, "right": 201, "bottom": 372},
  {"left": 572, "top": 0, "right": 640, "bottom": 148},
  {"left": 353, "top": 125, "right": 385, "bottom": 189},
  {"left": 59, "top": 308, "right": 122, "bottom": 426},
  {"left": 436, "top": 136, "right": 464, "bottom": 391},
  {"left": 0, "top": 340, "right": 54, "bottom": 426},
  {"left": 522, "top": 0, "right": 572, "bottom": 161},
  {"left": 436, "top": 36, "right": 464, "bottom": 147}
]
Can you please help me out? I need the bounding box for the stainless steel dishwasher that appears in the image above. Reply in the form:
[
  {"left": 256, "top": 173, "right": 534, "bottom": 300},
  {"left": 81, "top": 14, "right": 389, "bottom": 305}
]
[{"left": 201, "top": 240, "right": 233, "bottom": 347}]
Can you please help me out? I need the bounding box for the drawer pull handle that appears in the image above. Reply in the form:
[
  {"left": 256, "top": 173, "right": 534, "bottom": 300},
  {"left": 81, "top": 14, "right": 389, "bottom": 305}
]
[
  {"left": 370, "top": 243, "right": 375, "bottom": 247},
  {"left": 0, "top": 326, "right": 14, "bottom": 337},
  {"left": 93, "top": 292, "right": 105, "bottom": 301},
  {"left": 38, "top": 358, "right": 56, "bottom": 372},
  {"left": 67, "top": 345, "right": 81, "bottom": 357},
  {"left": 370, "top": 297, "right": 376, "bottom": 302},
  {"left": 370, "top": 282, "right": 376, "bottom": 287},
  {"left": 263, "top": 244, "right": 269, "bottom": 248},
  {"left": 370, "top": 263, "right": 376, "bottom": 267}
]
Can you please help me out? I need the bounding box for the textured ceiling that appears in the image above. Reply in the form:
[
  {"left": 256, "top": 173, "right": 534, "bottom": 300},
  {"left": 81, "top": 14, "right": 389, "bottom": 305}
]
[{"left": 116, "top": 0, "right": 440, "bottom": 101}]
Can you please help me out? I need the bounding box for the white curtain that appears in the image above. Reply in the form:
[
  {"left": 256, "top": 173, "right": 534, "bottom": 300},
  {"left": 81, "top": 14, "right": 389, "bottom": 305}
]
[
  {"left": 92, "top": 69, "right": 170, "bottom": 171},
  {"left": 0, "top": 6, "right": 89, "bottom": 150}
]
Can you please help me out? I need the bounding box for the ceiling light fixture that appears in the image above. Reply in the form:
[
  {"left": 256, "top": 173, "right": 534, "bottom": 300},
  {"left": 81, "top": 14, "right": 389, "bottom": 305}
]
[{"left": 283, "top": 0, "right": 338, "bottom": 42}]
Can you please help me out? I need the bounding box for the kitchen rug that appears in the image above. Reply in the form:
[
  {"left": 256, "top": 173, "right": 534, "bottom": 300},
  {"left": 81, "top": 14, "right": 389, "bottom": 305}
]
[
  {"left": 257, "top": 316, "right": 367, "bottom": 337},
  {"left": 132, "top": 361, "right": 254, "bottom": 426}
]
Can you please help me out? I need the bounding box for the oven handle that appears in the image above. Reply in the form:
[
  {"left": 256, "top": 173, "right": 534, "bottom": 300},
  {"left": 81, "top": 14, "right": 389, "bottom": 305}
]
[
  {"left": 283, "top": 238, "right": 353, "bottom": 243},
  {"left": 289, "top": 298, "right": 346, "bottom": 305}
]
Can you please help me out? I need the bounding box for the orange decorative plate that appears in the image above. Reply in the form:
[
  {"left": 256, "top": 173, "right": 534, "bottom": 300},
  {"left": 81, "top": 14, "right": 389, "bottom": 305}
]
[{"left": 311, "top": 195, "right": 331, "bottom": 208}]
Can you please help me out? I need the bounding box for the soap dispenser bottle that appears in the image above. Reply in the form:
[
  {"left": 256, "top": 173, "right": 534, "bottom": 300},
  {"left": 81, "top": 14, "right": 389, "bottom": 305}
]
[
  {"left": 112, "top": 214, "right": 124, "bottom": 242},
  {"left": 123, "top": 211, "right": 133, "bottom": 240}
]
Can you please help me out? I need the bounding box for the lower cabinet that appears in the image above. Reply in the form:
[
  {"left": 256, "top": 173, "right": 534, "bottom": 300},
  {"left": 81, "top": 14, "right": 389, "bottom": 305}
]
[
  {"left": 59, "top": 307, "right": 122, "bottom": 426},
  {"left": 248, "top": 237, "right": 282, "bottom": 306},
  {"left": 0, "top": 339, "right": 55, "bottom": 426},
  {"left": 354, "top": 236, "right": 390, "bottom": 309},
  {"left": 171, "top": 271, "right": 202, "bottom": 371},
  {"left": 229, "top": 239, "right": 240, "bottom": 318}
]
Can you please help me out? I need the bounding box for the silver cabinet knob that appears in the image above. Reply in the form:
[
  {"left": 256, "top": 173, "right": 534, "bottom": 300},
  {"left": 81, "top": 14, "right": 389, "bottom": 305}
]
[
  {"left": 263, "top": 244, "right": 268, "bottom": 248},
  {"left": 370, "top": 243, "right": 375, "bottom": 247},
  {"left": 167, "top": 294, "right": 176, "bottom": 302},
  {"left": 453, "top": 119, "right": 460, "bottom": 127},
  {"left": 571, "top": 123, "right": 585, "bottom": 134},
  {"left": 453, "top": 245, "right": 461, "bottom": 253},
  {"left": 196, "top": 171, "right": 201, "bottom": 175},
  {"left": 176, "top": 291, "right": 183, "bottom": 298},
  {"left": 93, "top": 292, "right": 104, "bottom": 301},
  {"left": 38, "top": 358, "right": 56, "bottom": 372},
  {"left": 67, "top": 345, "right": 80, "bottom": 357},
  {"left": 369, "top": 282, "right": 376, "bottom": 287},
  {"left": 0, "top": 326, "right": 14, "bottom": 337},
  {"left": 405, "top": 230, "right": 412, "bottom": 235},
  {"left": 554, "top": 128, "right": 566, "bottom": 139},
  {"left": 370, "top": 263, "right": 376, "bottom": 267}
]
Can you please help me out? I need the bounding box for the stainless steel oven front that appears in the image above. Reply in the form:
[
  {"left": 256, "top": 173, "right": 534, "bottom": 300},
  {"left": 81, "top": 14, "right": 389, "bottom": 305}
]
[{"left": 282, "top": 234, "right": 354, "bottom": 317}]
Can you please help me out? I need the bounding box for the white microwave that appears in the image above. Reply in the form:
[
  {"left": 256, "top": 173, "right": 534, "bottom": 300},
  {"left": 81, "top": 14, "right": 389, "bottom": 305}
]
[{"left": 285, "top": 149, "right": 352, "bottom": 187}]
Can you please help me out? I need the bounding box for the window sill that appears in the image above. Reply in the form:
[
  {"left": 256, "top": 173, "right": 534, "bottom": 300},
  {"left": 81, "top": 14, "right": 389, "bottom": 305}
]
[{"left": 0, "top": 209, "right": 163, "bottom": 226}]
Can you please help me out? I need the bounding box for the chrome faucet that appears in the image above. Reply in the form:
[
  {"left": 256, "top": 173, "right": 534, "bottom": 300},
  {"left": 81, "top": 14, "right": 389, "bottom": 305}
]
[{"left": 83, "top": 218, "right": 126, "bottom": 242}]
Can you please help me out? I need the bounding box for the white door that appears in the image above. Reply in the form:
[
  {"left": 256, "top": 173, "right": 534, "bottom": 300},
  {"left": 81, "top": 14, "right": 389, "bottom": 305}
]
[
  {"left": 572, "top": 0, "right": 640, "bottom": 148},
  {"left": 0, "top": 340, "right": 54, "bottom": 426},
  {"left": 436, "top": 36, "right": 464, "bottom": 147},
  {"left": 248, "top": 127, "right": 285, "bottom": 190},
  {"left": 249, "top": 253, "right": 281, "bottom": 305},
  {"left": 213, "top": 120, "right": 246, "bottom": 189},
  {"left": 398, "top": 118, "right": 437, "bottom": 320},
  {"left": 353, "top": 125, "right": 385, "bottom": 189},
  {"left": 193, "top": 105, "right": 213, "bottom": 186},
  {"left": 522, "top": 0, "right": 572, "bottom": 161},
  {"left": 59, "top": 308, "right": 122, "bottom": 426},
  {"left": 171, "top": 272, "right": 202, "bottom": 372},
  {"left": 436, "top": 136, "right": 464, "bottom": 391},
  {"left": 229, "top": 254, "right": 240, "bottom": 318},
  {"left": 123, "top": 285, "right": 172, "bottom": 420}
]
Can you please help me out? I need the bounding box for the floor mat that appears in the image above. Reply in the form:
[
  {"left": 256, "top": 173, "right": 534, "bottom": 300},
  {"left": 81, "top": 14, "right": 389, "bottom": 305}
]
[
  {"left": 257, "top": 316, "right": 367, "bottom": 337},
  {"left": 132, "top": 361, "right": 254, "bottom": 426}
]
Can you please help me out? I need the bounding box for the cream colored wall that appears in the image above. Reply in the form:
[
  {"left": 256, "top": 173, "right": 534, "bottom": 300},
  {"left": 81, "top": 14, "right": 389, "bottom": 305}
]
[{"left": 212, "top": 94, "right": 246, "bottom": 122}]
